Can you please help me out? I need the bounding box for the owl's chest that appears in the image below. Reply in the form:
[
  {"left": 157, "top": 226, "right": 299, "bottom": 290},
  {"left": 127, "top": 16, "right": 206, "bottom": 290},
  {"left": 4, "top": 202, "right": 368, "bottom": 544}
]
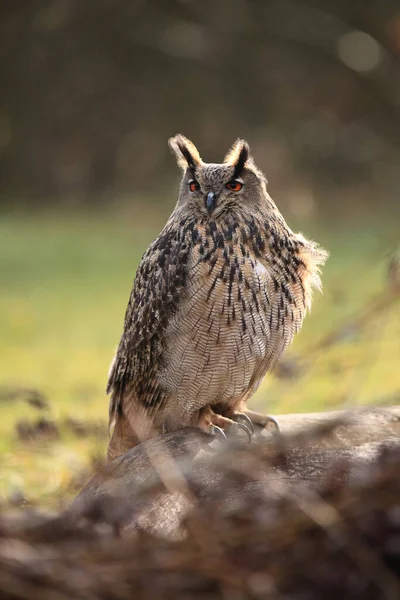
[
  {"left": 170, "top": 246, "right": 274, "bottom": 351},
  {"left": 159, "top": 246, "right": 277, "bottom": 403},
  {"left": 160, "top": 234, "right": 299, "bottom": 401}
]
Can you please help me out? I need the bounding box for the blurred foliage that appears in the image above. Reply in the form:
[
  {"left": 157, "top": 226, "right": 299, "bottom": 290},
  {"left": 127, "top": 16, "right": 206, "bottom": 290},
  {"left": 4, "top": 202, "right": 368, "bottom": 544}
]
[
  {"left": 0, "top": 436, "right": 399, "bottom": 599},
  {"left": 1, "top": 0, "right": 400, "bottom": 217}
]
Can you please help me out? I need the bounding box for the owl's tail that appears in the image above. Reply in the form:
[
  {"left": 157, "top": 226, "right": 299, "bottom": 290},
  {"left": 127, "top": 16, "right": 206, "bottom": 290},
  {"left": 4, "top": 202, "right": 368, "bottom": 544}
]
[
  {"left": 107, "top": 385, "right": 160, "bottom": 462},
  {"left": 107, "top": 407, "right": 141, "bottom": 462}
]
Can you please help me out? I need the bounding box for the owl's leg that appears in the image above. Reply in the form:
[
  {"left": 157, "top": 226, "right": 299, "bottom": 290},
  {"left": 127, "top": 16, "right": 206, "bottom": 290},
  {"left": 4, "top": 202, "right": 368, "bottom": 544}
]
[{"left": 197, "top": 406, "right": 252, "bottom": 442}]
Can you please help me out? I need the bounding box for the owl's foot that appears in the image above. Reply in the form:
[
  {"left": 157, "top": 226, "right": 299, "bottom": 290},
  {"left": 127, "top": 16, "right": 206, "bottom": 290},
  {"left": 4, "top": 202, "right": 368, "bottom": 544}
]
[
  {"left": 198, "top": 407, "right": 252, "bottom": 443},
  {"left": 230, "top": 412, "right": 255, "bottom": 435},
  {"left": 242, "top": 409, "right": 280, "bottom": 436}
]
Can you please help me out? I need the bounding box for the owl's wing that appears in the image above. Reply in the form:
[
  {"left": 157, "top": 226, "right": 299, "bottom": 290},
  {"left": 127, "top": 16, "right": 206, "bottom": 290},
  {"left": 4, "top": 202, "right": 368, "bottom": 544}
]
[
  {"left": 254, "top": 223, "right": 327, "bottom": 364},
  {"left": 107, "top": 222, "right": 191, "bottom": 443}
]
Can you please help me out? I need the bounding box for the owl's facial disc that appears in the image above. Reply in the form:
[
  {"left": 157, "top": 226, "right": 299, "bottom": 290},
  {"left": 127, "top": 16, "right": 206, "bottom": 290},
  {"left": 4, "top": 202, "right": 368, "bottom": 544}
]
[{"left": 188, "top": 170, "right": 245, "bottom": 216}]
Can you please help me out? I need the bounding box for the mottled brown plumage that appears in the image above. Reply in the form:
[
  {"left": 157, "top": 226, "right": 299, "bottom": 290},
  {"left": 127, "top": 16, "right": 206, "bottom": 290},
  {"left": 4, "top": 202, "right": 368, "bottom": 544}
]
[{"left": 107, "top": 135, "right": 328, "bottom": 460}]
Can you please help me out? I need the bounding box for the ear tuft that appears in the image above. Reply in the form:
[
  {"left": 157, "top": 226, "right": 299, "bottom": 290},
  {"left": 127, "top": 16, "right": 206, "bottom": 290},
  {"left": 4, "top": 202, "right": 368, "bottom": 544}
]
[
  {"left": 168, "top": 134, "right": 203, "bottom": 172},
  {"left": 224, "top": 139, "right": 251, "bottom": 178}
]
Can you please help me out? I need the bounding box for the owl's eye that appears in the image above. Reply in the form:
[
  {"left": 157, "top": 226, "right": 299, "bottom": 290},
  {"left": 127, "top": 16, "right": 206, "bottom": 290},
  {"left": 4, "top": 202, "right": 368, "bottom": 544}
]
[
  {"left": 189, "top": 180, "right": 200, "bottom": 192},
  {"left": 226, "top": 180, "right": 243, "bottom": 192}
]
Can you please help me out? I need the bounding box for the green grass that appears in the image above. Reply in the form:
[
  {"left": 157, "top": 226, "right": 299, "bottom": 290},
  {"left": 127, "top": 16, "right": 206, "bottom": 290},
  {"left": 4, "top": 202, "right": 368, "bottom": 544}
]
[{"left": 0, "top": 208, "right": 399, "bottom": 503}]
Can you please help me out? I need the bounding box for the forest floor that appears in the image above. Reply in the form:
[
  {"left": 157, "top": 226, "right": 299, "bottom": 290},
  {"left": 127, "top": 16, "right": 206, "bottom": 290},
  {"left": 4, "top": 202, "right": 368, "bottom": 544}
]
[{"left": 0, "top": 208, "right": 399, "bottom": 505}]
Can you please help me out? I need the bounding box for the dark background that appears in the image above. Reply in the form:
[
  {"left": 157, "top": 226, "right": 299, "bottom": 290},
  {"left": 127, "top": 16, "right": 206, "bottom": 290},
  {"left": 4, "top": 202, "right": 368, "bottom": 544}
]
[{"left": 1, "top": 0, "right": 400, "bottom": 218}]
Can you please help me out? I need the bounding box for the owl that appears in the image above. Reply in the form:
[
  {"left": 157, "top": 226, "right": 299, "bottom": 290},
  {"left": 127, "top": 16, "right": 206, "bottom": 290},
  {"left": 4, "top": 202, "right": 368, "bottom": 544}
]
[{"left": 106, "top": 135, "right": 328, "bottom": 461}]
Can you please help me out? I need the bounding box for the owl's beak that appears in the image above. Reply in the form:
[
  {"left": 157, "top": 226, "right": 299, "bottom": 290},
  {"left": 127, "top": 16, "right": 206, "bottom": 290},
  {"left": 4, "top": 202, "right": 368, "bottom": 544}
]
[{"left": 205, "top": 191, "right": 216, "bottom": 215}]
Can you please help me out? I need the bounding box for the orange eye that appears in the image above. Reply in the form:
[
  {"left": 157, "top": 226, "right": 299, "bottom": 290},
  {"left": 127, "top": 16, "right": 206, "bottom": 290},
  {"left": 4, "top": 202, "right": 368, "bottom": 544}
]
[
  {"left": 189, "top": 180, "right": 200, "bottom": 192},
  {"left": 226, "top": 180, "right": 243, "bottom": 192}
]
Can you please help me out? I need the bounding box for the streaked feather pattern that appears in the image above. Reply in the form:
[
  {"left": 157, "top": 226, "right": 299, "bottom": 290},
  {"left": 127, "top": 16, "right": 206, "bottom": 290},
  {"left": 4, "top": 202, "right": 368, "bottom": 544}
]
[{"left": 107, "top": 136, "right": 328, "bottom": 460}]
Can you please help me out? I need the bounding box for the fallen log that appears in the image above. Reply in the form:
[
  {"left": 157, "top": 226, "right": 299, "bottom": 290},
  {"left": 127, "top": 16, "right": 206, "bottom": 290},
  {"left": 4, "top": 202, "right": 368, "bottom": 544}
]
[
  {"left": 72, "top": 405, "right": 400, "bottom": 539},
  {"left": 1, "top": 405, "right": 400, "bottom": 600}
]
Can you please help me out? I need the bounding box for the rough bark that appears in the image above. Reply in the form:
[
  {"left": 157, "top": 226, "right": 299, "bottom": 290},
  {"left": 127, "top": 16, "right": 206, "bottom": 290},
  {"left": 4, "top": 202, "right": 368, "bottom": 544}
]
[{"left": 72, "top": 405, "right": 400, "bottom": 539}]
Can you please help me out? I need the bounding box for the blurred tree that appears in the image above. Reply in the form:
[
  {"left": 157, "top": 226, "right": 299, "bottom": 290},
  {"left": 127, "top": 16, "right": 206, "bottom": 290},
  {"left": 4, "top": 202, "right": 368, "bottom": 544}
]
[{"left": 1, "top": 0, "right": 400, "bottom": 214}]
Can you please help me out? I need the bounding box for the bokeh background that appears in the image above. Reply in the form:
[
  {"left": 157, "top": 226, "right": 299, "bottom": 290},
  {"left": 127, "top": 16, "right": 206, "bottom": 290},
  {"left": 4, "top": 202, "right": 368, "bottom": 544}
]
[{"left": 1, "top": 0, "right": 399, "bottom": 505}]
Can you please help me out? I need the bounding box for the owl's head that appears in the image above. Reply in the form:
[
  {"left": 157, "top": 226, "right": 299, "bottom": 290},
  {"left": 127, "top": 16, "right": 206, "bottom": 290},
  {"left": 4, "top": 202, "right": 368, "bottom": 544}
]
[{"left": 168, "top": 134, "right": 271, "bottom": 218}]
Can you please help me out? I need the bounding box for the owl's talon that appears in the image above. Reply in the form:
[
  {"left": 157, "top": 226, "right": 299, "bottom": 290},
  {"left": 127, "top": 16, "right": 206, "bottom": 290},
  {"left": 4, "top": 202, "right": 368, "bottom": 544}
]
[
  {"left": 264, "top": 415, "right": 280, "bottom": 434},
  {"left": 229, "top": 421, "right": 252, "bottom": 443},
  {"left": 241, "top": 409, "right": 280, "bottom": 436},
  {"left": 209, "top": 424, "right": 228, "bottom": 442},
  {"left": 231, "top": 413, "right": 255, "bottom": 435}
]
